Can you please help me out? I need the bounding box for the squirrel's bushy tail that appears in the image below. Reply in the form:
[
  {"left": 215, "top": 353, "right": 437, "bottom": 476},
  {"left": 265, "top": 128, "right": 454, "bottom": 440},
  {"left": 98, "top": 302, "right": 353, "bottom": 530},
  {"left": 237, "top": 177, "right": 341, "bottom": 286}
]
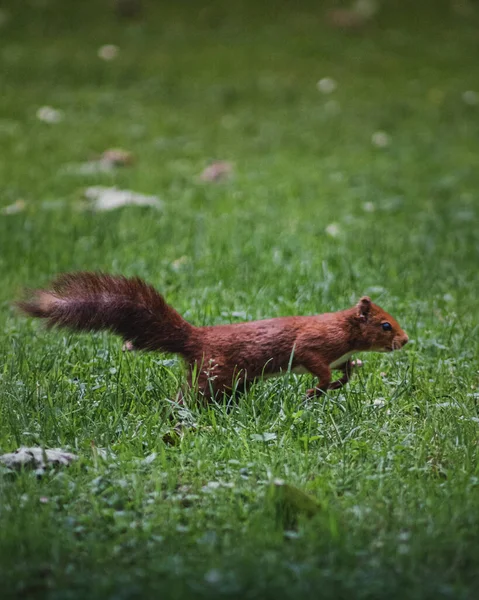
[{"left": 17, "top": 272, "right": 194, "bottom": 355}]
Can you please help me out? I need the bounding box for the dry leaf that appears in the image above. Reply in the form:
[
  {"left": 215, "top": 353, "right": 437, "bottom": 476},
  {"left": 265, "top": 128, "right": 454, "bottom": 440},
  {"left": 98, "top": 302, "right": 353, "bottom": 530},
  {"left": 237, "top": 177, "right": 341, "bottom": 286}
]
[
  {"left": 0, "top": 447, "right": 77, "bottom": 471},
  {"left": 1, "top": 199, "right": 26, "bottom": 215},
  {"left": 100, "top": 148, "right": 134, "bottom": 166},
  {"left": 199, "top": 161, "right": 234, "bottom": 182},
  {"left": 84, "top": 186, "right": 163, "bottom": 211},
  {"left": 36, "top": 106, "right": 64, "bottom": 124},
  {"left": 98, "top": 44, "right": 119, "bottom": 61}
]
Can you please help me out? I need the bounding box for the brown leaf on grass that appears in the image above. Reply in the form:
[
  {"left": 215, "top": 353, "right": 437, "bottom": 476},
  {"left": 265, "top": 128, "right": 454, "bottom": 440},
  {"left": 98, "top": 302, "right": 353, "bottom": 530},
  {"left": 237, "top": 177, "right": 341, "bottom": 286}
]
[
  {"left": 0, "top": 447, "right": 77, "bottom": 471},
  {"left": 326, "top": 1, "right": 378, "bottom": 31},
  {"left": 62, "top": 148, "right": 134, "bottom": 176},
  {"left": 199, "top": 161, "right": 234, "bottom": 182},
  {"left": 100, "top": 148, "right": 134, "bottom": 167}
]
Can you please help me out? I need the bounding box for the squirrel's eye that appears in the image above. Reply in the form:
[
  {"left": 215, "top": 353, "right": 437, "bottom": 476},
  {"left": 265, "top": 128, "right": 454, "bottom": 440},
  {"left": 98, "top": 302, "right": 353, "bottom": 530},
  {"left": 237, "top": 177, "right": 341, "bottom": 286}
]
[{"left": 382, "top": 322, "right": 392, "bottom": 331}]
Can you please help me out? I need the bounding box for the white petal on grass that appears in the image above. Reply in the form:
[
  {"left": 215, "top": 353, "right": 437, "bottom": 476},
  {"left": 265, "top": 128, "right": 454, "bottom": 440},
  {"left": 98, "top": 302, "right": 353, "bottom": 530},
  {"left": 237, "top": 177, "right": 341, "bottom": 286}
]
[
  {"left": 371, "top": 131, "right": 390, "bottom": 148},
  {"left": 462, "top": 90, "right": 478, "bottom": 106},
  {"left": 317, "top": 77, "right": 337, "bottom": 94},
  {"left": 325, "top": 223, "right": 341, "bottom": 238},
  {"left": 362, "top": 201, "right": 375, "bottom": 212},
  {"left": 36, "top": 106, "right": 64, "bottom": 124},
  {"left": 84, "top": 186, "right": 163, "bottom": 211},
  {"left": 98, "top": 44, "right": 119, "bottom": 61}
]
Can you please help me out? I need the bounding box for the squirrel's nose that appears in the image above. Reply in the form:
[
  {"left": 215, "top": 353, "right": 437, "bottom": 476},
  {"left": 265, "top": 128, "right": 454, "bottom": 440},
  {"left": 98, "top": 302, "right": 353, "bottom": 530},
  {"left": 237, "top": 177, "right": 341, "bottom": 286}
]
[{"left": 402, "top": 335, "right": 409, "bottom": 346}]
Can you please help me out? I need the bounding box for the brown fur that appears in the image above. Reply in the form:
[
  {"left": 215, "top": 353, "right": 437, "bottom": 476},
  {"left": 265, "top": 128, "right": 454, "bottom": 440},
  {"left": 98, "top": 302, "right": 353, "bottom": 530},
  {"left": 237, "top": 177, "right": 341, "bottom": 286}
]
[{"left": 17, "top": 273, "right": 408, "bottom": 401}]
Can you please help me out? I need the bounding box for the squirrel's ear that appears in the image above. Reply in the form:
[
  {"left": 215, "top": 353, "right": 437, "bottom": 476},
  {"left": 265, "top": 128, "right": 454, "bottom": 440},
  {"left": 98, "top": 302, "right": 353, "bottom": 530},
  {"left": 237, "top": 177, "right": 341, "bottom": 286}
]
[{"left": 356, "top": 296, "right": 371, "bottom": 322}]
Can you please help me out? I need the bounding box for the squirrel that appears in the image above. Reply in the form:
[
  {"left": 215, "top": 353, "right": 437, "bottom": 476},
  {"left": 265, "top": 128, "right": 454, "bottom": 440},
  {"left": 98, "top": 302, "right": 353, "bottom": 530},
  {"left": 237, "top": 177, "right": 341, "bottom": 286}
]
[{"left": 16, "top": 272, "right": 408, "bottom": 401}]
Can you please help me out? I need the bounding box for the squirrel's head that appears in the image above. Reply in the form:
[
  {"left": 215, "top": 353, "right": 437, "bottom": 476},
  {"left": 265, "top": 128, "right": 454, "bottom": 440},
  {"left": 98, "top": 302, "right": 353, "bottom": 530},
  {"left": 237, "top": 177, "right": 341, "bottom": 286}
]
[{"left": 354, "top": 296, "right": 408, "bottom": 352}]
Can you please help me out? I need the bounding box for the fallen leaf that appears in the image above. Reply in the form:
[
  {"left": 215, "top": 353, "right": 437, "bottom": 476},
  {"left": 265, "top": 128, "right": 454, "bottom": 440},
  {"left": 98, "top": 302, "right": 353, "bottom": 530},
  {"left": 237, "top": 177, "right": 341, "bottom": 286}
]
[
  {"left": 250, "top": 432, "right": 277, "bottom": 442},
  {"left": 0, "top": 447, "right": 77, "bottom": 471},
  {"left": 62, "top": 148, "right": 134, "bottom": 177},
  {"left": 36, "top": 106, "right": 64, "bottom": 124},
  {"left": 371, "top": 131, "right": 391, "bottom": 148},
  {"left": 98, "top": 44, "right": 119, "bottom": 61},
  {"left": 84, "top": 186, "right": 163, "bottom": 211},
  {"left": 325, "top": 223, "right": 341, "bottom": 238},
  {"left": 316, "top": 77, "right": 337, "bottom": 94},
  {"left": 326, "top": 0, "right": 379, "bottom": 30},
  {"left": 1, "top": 199, "right": 26, "bottom": 215},
  {"left": 100, "top": 148, "right": 134, "bottom": 166},
  {"left": 199, "top": 161, "right": 233, "bottom": 182}
]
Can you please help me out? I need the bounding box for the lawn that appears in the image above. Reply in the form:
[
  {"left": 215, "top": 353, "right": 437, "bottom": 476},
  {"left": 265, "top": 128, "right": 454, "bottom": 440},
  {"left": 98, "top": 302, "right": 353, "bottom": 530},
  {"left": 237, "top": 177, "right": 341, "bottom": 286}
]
[{"left": 1, "top": 0, "right": 479, "bottom": 598}]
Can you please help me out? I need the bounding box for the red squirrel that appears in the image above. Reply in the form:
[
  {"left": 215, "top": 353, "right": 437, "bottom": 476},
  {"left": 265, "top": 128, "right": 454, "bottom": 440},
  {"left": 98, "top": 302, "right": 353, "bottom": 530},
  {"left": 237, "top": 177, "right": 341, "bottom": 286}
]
[{"left": 17, "top": 272, "right": 408, "bottom": 401}]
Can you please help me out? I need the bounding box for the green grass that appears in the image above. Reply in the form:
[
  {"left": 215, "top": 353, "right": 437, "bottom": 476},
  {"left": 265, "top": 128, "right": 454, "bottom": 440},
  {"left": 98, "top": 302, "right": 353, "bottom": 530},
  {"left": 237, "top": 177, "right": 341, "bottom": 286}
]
[{"left": 1, "top": 0, "right": 479, "bottom": 597}]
